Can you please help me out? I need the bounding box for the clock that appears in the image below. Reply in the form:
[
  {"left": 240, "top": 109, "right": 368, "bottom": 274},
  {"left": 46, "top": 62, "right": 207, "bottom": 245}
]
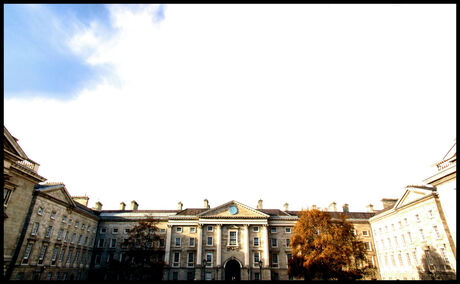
[{"left": 229, "top": 206, "right": 238, "bottom": 215}]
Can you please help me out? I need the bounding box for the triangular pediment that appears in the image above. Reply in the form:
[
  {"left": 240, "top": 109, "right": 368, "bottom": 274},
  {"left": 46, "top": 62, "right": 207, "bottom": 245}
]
[
  {"left": 38, "top": 184, "right": 77, "bottom": 208},
  {"left": 198, "top": 200, "right": 269, "bottom": 218},
  {"left": 4, "top": 127, "right": 29, "bottom": 160},
  {"left": 394, "top": 187, "right": 434, "bottom": 209}
]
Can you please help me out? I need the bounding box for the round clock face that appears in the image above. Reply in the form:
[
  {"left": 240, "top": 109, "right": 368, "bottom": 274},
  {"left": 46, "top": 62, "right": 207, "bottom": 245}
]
[{"left": 229, "top": 206, "right": 238, "bottom": 215}]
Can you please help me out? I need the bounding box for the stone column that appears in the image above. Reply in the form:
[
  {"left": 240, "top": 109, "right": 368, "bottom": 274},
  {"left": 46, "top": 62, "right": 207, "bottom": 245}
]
[
  {"left": 262, "top": 225, "right": 269, "bottom": 268},
  {"left": 164, "top": 225, "right": 172, "bottom": 265},
  {"left": 196, "top": 224, "right": 203, "bottom": 265},
  {"left": 216, "top": 224, "right": 222, "bottom": 267},
  {"left": 244, "top": 224, "right": 249, "bottom": 267}
]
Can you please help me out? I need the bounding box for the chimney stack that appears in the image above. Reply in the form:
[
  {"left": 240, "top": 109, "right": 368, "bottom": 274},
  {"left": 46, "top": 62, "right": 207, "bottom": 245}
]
[
  {"left": 312, "top": 204, "right": 317, "bottom": 210},
  {"left": 329, "top": 202, "right": 337, "bottom": 212},
  {"left": 342, "top": 203, "right": 349, "bottom": 213},
  {"left": 366, "top": 204, "right": 374, "bottom": 213},
  {"left": 72, "top": 196, "right": 89, "bottom": 207},
  {"left": 94, "top": 201, "right": 103, "bottom": 211},
  {"left": 131, "top": 200, "right": 138, "bottom": 211},
  {"left": 257, "top": 199, "right": 263, "bottom": 209},
  {"left": 120, "top": 202, "right": 126, "bottom": 211},
  {"left": 283, "top": 203, "right": 289, "bottom": 211},
  {"left": 381, "top": 198, "right": 398, "bottom": 210},
  {"left": 204, "top": 199, "right": 210, "bottom": 209},
  {"left": 178, "top": 201, "right": 183, "bottom": 211}
]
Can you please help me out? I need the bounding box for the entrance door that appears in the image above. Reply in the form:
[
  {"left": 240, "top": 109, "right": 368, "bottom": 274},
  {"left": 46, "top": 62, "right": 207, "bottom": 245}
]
[{"left": 225, "top": 259, "right": 241, "bottom": 280}]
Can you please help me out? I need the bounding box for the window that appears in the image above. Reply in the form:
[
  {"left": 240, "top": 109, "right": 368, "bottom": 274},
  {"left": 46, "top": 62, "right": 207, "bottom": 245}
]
[
  {"left": 398, "top": 221, "right": 402, "bottom": 228},
  {"left": 272, "top": 253, "right": 278, "bottom": 267},
  {"left": 81, "top": 223, "right": 85, "bottom": 230},
  {"left": 207, "top": 236, "right": 213, "bottom": 246},
  {"left": 172, "top": 252, "right": 180, "bottom": 267},
  {"left": 352, "top": 229, "right": 357, "bottom": 236},
  {"left": 385, "top": 226, "right": 388, "bottom": 232},
  {"left": 110, "top": 239, "right": 116, "bottom": 248},
  {"left": 175, "top": 237, "right": 181, "bottom": 247},
  {"left": 254, "top": 237, "right": 259, "bottom": 247},
  {"left": 404, "top": 218, "right": 408, "bottom": 225},
  {"left": 419, "top": 229, "right": 425, "bottom": 241},
  {"left": 112, "top": 228, "right": 119, "bottom": 234},
  {"left": 66, "top": 249, "right": 73, "bottom": 264},
  {"left": 411, "top": 250, "right": 418, "bottom": 265},
  {"left": 64, "top": 231, "right": 69, "bottom": 242},
  {"left": 206, "top": 252, "right": 213, "bottom": 267},
  {"left": 362, "top": 230, "right": 369, "bottom": 236},
  {"left": 394, "top": 236, "right": 398, "bottom": 247},
  {"left": 205, "top": 272, "right": 212, "bottom": 280},
  {"left": 68, "top": 218, "right": 72, "bottom": 225},
  {"left": 46, "top": 272, "right": 53, "bottom": 280},
  {"left": 287, "top": 253, "right": 292, "bottom": 262},
  {"left": 285, "top": 227, "right": 291, "bottom": 233},
  {"left": 22, "top": 243, "right": 33, "bottom": 264},
  {"left": 391, "top": 224, "right": 395, "bottom": 231},
  {"left": 271, "top": 238, "right": 277, "bottom": 247},
  {"left": 428, "top": 210, "right": 433, "bottom": 218},
  {"left": 124, "top": 228, "right": 129, "bottom": 234},
  {"left": 50, "top": 211, "right": 57, "bottom": 219},
  {"left": 31, "top": 222, "right": 39, "bottom": 236},
  {"left": 207, "top": 226, "right": 213, "bottom": 232},
  {"left": 405, "top": 253, "right": 411, "bottom": 265},
  {"left": 253, "top": 226, "right": 259, "bottom": 232},
  {"left": 62, "top": 216, "right": 67, "bottom": 223},
  {"left": 407, "top": 231, "right": 412, "bottom": 243},
  {"left": 390, "top": 254, "right": 396, "bottom": 266},
  {"left": 415, "top": 214, "right": 420, "bottom": 222},
  {"left": 74, "top": 221, "right": 79, "bottom": 228},
  {"left": 440, "top": 245, "right": 451, "bottom": 268},
  {"left": 254, "top": 252, "right": 260, "bottom": 264},
  {"left": 286, "top": 239, "right": 290, "bottom": 247},
  {"left": 73, "top": 251, "right": 80, "bottom": 265},
  {"left": 190, "top": 227, "right": 196, "bottom": 233},
  {"left": 98, "top": 238, "right": 105, "bottom": 248},
  {"left": 176, "top": 227, "right": 182, "bottom": 233},
  {"left": 87, "top": 226, "right": 92, "bottom": 232},
  {"left": 84, "top": 236, "right": 88, "bottom": 246},
  {"left": 71, "top": 233, "right": 76, "bottom": 243},
  {"left": 187, "top": 252, "right": 194, "bottom": 267},
  {"left": 433, "top": 225, "right": 441, "bottom": 238},
  {"left": 189, "top": 237, "right": 195, "bottom": 247},
  {"left": 51, "top": 247, "right": 59, "bottom": 265},
  {"left": 271, "top": 227, "right": 277, "bottom": 233},
  {"left": 229, "top": 230, "right": 237, "bottom": 246},
  {"left": 398, "top": 254, "right": 403, "bottom": 266},
  {"left": 381, "top": 239, "right": 385, "bottom": 249},
  {"left": 401, "top": 234, "right": 406, "bottom": 245},
  {"left": 172, "top": 272, "right": 178, "bottom": 280},
  {"left": 77, "top": 235, "right": 82, "bottom": 245},
  {"left": 160, "top": 228, "right": 166, "bottom": 233},
  {"left": 100, "top": 228, "right": 106, "bottom": 234},
  {"left": 187, "top": 271, "right": 194, "bottom": 280},
  {"left": 160, "top": 239, "right": 165, "bottom": 247},
  {"left": 364, "top": 242, "right": 372, "bottom": 251},
  {"left": 59, "top": 248, "right": 66, "bottom": 263},
  {"left": 254, "top": 273, "right": 260, "bottom": 280},
  {"left": 4, "top": 188, "right": 12, "bottom": 205},
  {"left": 45, "top": 226, "right": 53, "bottom": 238}
]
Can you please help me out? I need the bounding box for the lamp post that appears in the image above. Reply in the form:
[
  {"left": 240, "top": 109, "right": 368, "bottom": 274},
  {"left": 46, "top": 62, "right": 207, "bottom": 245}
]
[
  {"left": 258, "top": 260, "right": 263, "bottom": 280},
  {"left": 202, "top": 259, "right": 207, "bottom": 280}
]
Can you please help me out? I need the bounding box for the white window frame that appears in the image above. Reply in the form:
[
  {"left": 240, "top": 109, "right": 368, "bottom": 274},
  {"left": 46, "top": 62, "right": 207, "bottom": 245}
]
[
  {"left": 175, "top": 237, "right": 181, "bottom": 247},
  {"left": 62, "top": 216, "right": 67, "bottom": 223},
  {"left": 270, "top": 227, "right": 277, "bottom": 233},
  {"left": 100, "top": 228, "right": 107, "bottom": 234},
  {"left": 272, "top": 253, "right": 279, "bottom": 267},
  {"left": 176, "top": 227, "right": 182, "bottom": 233},
  {"left": 187, "top": 252, "right": 194, "bottom": 267},
  {"left": 285, "top": 227, "right": 291, "bottom": 233},
  {"left": 271, "top": 238, "right": 278, "bottom": 248},
  {"left": 190, "top": 227, "right": 196, "bottom": 233},
  {"left": 207, "top": 226, "right": 213, "bottom": 232},
  {"left": 189, "top": 237, "right": 195, "bottom": 247},
  {"left": 253, "top": 226, "right": 259, "bottom": 232},
  {"left": 50, "top": 211, "right": 57, "bottom": 220},
  {"left": 37, "top": 207, "right": 44, "bottom": 215},
  {"left": 362, "top": 230, "right": 369, "bottom": 236},
  {"left": 31, "top": 222, "right": 39, "bottom": 236},
  {"left": 172, "top": 252, "right": 180, "bottom": 267},
  {"left": 22, "top": 243, "right": 33, "bottom": 264},
  {"left": 74, "top": 221, "right": 79, "bottom": 228},
  {"left": 45, "top": 226, "right": 53, "bottom": 238},
  {"left": 228, "top": 230, "right": 238, "bottom": 246},
  {"left": 253, "top": 252, "right": 260, "bottom": 267},
  {"left": 253, "top": 237, "right": 259, "bottom": 247},
  {"left": 112, "top": 228, "right": 119, "bottom": 234},
  {"left": 110, "top": 238, "right": 116, "bottom": 248},
  {"left": 51, "top": 247, "right": 59, "bottom": 265},
  {"left": 206, "top": 252, "right": 213, "bottom": 267},
  {"left": 207, "top": 236, "right": 213, "bottom": 246}
]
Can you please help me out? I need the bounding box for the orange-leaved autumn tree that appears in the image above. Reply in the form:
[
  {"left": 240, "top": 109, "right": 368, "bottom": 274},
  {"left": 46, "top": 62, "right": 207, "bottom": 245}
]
[{"left": 288, "top": 209, "right": 373, "bottom": 280}]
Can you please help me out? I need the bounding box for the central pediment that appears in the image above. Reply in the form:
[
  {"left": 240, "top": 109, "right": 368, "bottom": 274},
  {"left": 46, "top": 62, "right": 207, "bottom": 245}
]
[{"left": 198, "top": 200, "right": 269, "bottom": 218}]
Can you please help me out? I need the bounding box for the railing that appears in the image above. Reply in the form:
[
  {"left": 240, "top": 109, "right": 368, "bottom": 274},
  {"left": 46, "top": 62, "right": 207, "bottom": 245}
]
[
  {"left": 436, "top": 158, "right": 456, "bottom": 171},
  {"left": 16, "top": 159, "right": 39, "bottom": 172}
]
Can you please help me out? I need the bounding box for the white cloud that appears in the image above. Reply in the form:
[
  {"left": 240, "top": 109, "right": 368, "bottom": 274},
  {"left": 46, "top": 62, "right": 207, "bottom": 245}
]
[{"left": 4, "top": 4, "right": 456, "bottom": 212}]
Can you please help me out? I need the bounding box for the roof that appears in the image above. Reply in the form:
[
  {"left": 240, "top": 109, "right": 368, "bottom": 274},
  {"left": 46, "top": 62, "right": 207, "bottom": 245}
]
[
  {"left": 286, "top": 210, "right": 375, "bottom": 220},
  {"left": 176, "top": 208, "right": 208, "bottom": 215},
  {"left": 258, "top": 209, "right": 291, "bottom": 216}
]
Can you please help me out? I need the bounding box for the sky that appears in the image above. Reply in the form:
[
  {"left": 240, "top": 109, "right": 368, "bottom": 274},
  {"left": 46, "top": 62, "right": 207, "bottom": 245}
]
[{"left": 4, "top": 4, "right": 456, "bottom": 212}]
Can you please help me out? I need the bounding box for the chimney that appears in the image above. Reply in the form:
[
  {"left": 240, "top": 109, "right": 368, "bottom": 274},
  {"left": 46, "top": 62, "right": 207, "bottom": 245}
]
[
  {"left": 312, "top": 204, "right": 317, "bottom": 210},
  {"left": 120, "top": 202, "right": 126, "bottom": 211},
  {"left": 94, "top": 201, "right": 103, "bottom": 211},
  {"left": 131, "top": 200, "right": 138, "bottom": 211},
  {"left": 257, "top": 199, "right": 263, "bottom": 209},
  {"left": 381, "top": 198, "right": 398, "bottom": 210},
  {"left": 204, "top": 199, "right": 210, "bottom": 209},
  {"left": 283, "top": 203, "right": 289, "bottom": 211},
  {"left": 366, "top": 204, "right": 374, "bottom": 213},
  {"left": 329, "top": 202, "right": 337, "bottom": 212},
  {"left": 72, "top": 196, "right": 89, "bottom": 207},
  {"left": 342, "top": 203, "right": 349, "bottom": 213},
  {"left": 178, "top": 201, "right": 183, "bottom": 211}
]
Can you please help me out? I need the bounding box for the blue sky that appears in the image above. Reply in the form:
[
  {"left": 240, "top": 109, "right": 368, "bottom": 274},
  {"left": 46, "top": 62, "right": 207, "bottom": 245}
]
[
  {"left": 4, "top": 4, "right": 112, "bottom": 99},
  {"left": 3, "top": 4, "right": 456, "bottom": 212}
]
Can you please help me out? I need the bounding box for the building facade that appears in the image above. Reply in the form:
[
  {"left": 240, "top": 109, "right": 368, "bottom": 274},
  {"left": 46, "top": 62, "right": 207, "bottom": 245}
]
[
  {"left": 91, "top": 199, "right": 379, "bottom": 280},
  {"left": 8, "top": 183, "right": 99, "bottom": 280}
]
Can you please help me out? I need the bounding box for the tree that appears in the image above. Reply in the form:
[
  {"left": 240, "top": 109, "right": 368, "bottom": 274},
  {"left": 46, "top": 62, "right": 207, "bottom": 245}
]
[
  {"left": 109, "top": 217, "right": 165, "bottom": 280},
  {"left": 288, "top": 209, "right": 374, "bottom": 280}
]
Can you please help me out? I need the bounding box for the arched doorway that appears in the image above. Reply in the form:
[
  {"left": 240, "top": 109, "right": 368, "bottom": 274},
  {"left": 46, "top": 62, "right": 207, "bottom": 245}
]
[{"left": 224, "top": 259, "right": 241, "bottom": 280}]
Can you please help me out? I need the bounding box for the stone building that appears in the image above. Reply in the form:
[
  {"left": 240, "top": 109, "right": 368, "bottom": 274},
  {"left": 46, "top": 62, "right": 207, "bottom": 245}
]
[
  {"left": 3, "top": 127, "right": 46, "bottom": 278},
  {"left": 91, "top": 199, "right": 379, "bottom": 280},
  {"left": 8, "top": 183, "right": 100, "bottom": 280}
]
